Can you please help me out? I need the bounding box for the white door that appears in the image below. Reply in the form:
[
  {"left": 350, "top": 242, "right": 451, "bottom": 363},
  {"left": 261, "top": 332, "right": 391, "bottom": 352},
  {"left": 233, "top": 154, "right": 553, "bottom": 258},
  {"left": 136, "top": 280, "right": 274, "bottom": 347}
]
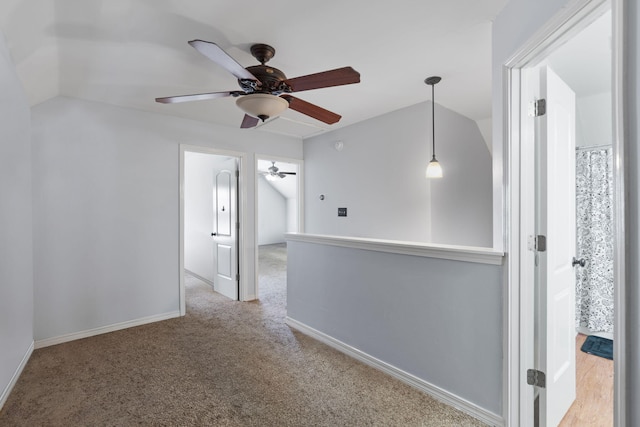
[
  {"left": 212, "top": 158, "right": 239, "bottom": 300},
  {"left": 535, "top": 65, "right": 577, "bottom": 427}
]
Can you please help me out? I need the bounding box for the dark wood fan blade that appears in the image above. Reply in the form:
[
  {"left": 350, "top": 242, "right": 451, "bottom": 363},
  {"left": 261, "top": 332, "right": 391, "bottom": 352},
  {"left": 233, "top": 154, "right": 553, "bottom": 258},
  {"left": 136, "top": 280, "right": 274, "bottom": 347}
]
[
  {"left": 240, "top": 114, "right": 259, "bottom": 129},
  {"left": 188, "top": 40, "right": 257, "bottom": 81},
  {"left": 280, "top": 172, "right": 297, "bottom": 175},
  {"left": 281, "top": 95, "right": 341, "bottom": 124},
  {"left": 284, "top": 67, "right": 360, "bottom": 92},
  {"left": 155, "top": 91, "right": 236, "bottom": 104}
]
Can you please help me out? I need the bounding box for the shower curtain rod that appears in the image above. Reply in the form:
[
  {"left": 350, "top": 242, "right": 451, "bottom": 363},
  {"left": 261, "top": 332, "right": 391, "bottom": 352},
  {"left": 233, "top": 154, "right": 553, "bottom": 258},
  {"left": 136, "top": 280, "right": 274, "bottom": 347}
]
[{"left": 576, "top": 144, "right": 613, "bottom": 151}]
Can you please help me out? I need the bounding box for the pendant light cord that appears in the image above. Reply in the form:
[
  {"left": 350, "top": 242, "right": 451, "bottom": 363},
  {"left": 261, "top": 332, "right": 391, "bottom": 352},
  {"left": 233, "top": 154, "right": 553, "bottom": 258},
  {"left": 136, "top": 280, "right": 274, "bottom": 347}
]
[{"left": 431, "top": 83, "right": 436, "bottom": 160}]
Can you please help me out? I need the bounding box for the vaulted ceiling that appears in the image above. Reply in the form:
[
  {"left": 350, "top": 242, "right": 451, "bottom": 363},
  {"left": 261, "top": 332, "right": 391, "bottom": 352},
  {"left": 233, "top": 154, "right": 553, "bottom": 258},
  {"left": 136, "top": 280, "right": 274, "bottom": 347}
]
[{"left": 0, "top": 0, "right": 508, "bottom": 137}]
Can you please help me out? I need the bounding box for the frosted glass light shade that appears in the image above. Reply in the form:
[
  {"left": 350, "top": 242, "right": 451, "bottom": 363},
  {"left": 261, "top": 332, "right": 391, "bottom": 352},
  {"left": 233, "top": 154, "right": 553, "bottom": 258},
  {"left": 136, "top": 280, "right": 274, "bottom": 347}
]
[
  {"left": 265, "top": 173, "right": 277, "bottom": 181},
  {"left": 426, "top": 158, "right": 443, "bottom": 178},
  {"left": 236, "top": 94, "right": 289, "bottom": 121}
]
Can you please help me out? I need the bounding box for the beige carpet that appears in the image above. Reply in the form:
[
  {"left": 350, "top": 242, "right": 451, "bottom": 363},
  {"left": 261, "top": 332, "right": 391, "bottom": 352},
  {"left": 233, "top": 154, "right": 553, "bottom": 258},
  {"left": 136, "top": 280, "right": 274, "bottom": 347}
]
[{"left": 0, "top": 243, "right": 487, "bottom": 426}]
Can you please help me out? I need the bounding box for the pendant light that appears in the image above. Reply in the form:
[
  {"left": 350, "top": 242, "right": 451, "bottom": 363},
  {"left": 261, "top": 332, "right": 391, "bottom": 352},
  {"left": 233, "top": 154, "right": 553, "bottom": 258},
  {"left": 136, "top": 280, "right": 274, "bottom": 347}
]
[{"left": 425, "top": 76, "right": 443, "bottom": 178}]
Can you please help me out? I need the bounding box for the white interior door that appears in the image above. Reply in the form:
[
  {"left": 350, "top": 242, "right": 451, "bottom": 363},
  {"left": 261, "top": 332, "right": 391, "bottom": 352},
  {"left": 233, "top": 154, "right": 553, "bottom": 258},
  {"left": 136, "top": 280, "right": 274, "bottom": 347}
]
[
  {"left": 535, "top": 65, "right": 577, "bottom": 427},
  {"left": 212, "top": 158, "right": 239, "bottom": 300}
]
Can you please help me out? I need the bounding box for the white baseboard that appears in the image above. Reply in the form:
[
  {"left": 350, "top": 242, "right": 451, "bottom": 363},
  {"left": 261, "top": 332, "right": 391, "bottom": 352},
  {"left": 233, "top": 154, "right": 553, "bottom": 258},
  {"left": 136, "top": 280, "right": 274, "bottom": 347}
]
[
  {"left": 0, "top": 341, "right": 34, "bottom": 411},
  {"left": 286, "top": 317, "right": 504, "bottom": 427},
  {"left": 35, "top": 311, "right": 181, "bottom": 349},
  {"left": 577, "top": 325, "right": 614, "bottom": 341},
  {"left": 185, "top": 269, "right": 214, "bottom": 287}
]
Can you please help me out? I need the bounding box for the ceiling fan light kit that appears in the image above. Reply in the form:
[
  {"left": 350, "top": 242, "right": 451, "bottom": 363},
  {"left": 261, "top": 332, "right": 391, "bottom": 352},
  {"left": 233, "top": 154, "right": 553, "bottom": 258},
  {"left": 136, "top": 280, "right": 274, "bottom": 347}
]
[
  {"left": 425, "top": 76, "right": 443, "bottom": 179},
  {"left": 236, "top": 94, "right": 289, "bottom": 122},
  {"left": 156, "top": 40, "right": 360, "bottom": 128}
]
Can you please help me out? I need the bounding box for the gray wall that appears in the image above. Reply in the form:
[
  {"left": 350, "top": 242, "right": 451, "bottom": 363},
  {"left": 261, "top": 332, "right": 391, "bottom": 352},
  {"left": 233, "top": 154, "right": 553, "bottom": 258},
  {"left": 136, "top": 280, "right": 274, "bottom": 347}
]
[
  {"left": 0, "top": 31, "right": 34, "bottom": 408},
  {"left": 258, "top": 176, "right": 287, "bottom": 245},
  {"left": 287, "top": 240, "right": 503, "bottom": 416},
  {"left": 303, "top": 101, "right": 492, "bottom": 247},
  {"left": 494, "top": 0, "right": 639, "bottom": 423},
  {"left": 31, "top": 96, "right": 302, "bottom": 342}
]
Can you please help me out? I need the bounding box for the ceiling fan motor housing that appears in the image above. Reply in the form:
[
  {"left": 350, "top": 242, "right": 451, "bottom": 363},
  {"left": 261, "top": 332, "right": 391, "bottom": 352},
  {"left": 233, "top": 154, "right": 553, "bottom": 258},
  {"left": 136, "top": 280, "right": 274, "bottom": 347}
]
[
  {"left": 241, "top": 65, "right": 290, "bottom": 94},
  {"left": 237, "top": 44, "right": 292, "bottom": 95}
]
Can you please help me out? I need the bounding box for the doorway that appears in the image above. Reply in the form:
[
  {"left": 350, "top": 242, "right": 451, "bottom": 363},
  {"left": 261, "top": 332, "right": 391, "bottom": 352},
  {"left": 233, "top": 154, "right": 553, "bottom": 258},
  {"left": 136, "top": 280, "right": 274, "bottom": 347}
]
[
  {"left": 179, "top": 145, "right": 249, "bottom": 314},
  {"left": 255, "top": 156, "right": 302, "bottom": 300},
  {"left": 533, "top": 11, "right": 614, "bottom": 426},
  {"left": 504, "top": 0, "right": 624, "bottom": 426}
]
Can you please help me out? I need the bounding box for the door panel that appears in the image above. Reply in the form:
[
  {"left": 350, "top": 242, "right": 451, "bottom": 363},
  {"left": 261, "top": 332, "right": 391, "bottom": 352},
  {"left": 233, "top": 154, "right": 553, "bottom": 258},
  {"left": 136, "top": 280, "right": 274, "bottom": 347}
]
[
  {"left": 536, "top": 65, "right": 576, "bottom": 427},
  {"left": 217, "top": 244, "right": 232, "bottom": 278},
  {"left": 216, "top": 171, "right": 231, "bottom": 236},
  {"left": 212, "top": 158, "right": 239, "bottom": 300}
]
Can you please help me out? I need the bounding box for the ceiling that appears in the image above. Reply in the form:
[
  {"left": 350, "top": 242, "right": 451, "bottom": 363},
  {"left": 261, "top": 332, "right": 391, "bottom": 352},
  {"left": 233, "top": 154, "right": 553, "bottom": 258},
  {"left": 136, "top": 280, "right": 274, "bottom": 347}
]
[
  {"left": 545, "top": 10, "right": 611, "bottom": 98},
  {"left": 0, "top": 0, "right": 508, "bottom": 138}
]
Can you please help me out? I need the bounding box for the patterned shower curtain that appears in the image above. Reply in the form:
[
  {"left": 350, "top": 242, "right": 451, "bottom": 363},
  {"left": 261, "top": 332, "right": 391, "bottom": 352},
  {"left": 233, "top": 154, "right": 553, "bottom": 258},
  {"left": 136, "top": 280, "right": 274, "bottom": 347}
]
[{"left": 575, "top": 146, "right": 614, "bottom": 334}]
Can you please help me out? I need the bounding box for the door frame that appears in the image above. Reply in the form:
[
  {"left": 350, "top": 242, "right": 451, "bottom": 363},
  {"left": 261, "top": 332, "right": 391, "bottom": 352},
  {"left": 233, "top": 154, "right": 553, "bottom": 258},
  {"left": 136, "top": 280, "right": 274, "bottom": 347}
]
[
  {"left": 503, "top": 0, "right": 625, "bottom": 425},
  {"left": 253, "top": 154, "right": 304, "bottom": 297},
  {"left": 179, "top": 144, "right": 250, "bottom": 314}
]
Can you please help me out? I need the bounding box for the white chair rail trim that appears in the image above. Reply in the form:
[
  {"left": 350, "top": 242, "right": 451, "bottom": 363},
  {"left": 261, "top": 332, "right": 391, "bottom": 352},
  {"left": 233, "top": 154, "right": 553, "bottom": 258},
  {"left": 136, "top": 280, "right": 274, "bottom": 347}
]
[{"left": 285, "top": 233, "right": 504, "bottom": 265}]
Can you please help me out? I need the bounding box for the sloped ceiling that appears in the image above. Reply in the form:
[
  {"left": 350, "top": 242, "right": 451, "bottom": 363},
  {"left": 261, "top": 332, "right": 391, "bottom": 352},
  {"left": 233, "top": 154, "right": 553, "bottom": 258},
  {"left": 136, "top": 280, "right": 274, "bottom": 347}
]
[{"left": 0, "top": 0, "right": 508, "bottom": 137}]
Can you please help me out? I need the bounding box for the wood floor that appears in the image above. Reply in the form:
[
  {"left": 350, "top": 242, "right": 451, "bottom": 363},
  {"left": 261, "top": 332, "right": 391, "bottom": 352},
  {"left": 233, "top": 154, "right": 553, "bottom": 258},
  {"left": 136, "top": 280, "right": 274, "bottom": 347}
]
[{"left": 559, "top": 334, "right": 614, "bottom": 426}]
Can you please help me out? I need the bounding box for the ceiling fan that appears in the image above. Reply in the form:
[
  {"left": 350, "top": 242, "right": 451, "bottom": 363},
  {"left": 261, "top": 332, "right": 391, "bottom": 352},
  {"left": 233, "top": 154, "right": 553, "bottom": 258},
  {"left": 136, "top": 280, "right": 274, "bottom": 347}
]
[
  {"left": 156, "top": 40, "right": 361, "bottom": 129},
  {"left": 261, "top": 162, "right": 296, "bottom": 181}
]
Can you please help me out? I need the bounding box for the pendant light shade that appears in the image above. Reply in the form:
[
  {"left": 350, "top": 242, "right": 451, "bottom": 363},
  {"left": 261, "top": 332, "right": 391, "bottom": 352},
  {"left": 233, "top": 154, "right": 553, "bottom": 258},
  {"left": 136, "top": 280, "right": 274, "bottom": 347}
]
[
  {"left": 425, "top": 76, "right": 443, "bottom": 178},
  {"left": 426, "top": 158, "right": 443, "bottom": 178}
]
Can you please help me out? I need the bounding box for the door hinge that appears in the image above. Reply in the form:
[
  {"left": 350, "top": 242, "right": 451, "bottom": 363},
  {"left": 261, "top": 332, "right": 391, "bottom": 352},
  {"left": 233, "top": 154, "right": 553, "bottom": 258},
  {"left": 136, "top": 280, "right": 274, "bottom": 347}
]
[
  {"left": 527, "top": 369, "right": 546, "bottom": 388},
  {"left": 528, "top": 235, "right": 547, "bottom": 252},
  {"left": 235, "top": 273, "right": 239, "bottom": 281},
  {"left": 529, "top": 99, "right": 546, "bottom": 117},
  {"left": 235, "top": 170, "right": 239, "bottom": 178}
]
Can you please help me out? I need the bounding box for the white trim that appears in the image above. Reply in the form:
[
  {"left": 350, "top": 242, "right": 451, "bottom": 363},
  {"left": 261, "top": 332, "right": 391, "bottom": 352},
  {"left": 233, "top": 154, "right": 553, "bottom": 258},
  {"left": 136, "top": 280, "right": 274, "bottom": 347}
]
[
  {"left": 286, "top": 233, "right": 504, "bottom": 265},
  {"left": 502, "top": 1, "right": 621, "bottom": 426},
  {"left": 286, "top": 317, "right": 504, "bottom": 427},
  {"left": 185, "top": 269, "right": 213, "bottom": 287},
  {"left": 0, "top": 341, "right": 34, "bottom": 411},
  {"left": 179, "top": 144, "right": 252, "bottom": 304},
  {"left": 254, "top": 154, "right": 304, "bottom": 299},
  {"left": 611, "top": 0, "right": 626, "bottom": 424},
  {"left": 503, "top": 63, "right": 522, "bottom": 427},
  {"left": 34, "top": 311, "right": 180, "bottom": 349},
  {"left": 179, "top": 146, "right": 186, "bottom": 315}
]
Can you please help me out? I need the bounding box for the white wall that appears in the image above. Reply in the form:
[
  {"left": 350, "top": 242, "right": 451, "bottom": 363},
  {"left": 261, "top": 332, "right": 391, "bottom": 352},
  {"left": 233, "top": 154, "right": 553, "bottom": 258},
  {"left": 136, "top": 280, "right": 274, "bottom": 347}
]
[
  {"left": 286, "top": 197, "right": 298, "bottom": 233},
  {"left": 184, "top": 152, "right": 232, "bottom": 283},
  {"left": 303, "top": 101, "right": 492, "bottom": 247},
  {"left": 0, "top": 30, "right": 34, "bottom": 409},
  {"left": 31, "top": 96, "right": 302, "bottom": 342},
  {"left": 576, "top": 91, "right": 612, "bottom": 147},
  {"left": 429, "top": 104, "right": 493, "bottom": 247},
  {"left": 258, "top": 176, "right": 287, "bottom": 245}
]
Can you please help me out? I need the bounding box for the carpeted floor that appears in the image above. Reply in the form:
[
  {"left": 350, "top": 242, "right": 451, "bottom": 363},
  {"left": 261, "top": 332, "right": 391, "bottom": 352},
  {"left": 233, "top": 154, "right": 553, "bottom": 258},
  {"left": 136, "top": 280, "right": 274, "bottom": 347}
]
[{"left": 0, "top": 243, "right": 486, "bottom": 426}]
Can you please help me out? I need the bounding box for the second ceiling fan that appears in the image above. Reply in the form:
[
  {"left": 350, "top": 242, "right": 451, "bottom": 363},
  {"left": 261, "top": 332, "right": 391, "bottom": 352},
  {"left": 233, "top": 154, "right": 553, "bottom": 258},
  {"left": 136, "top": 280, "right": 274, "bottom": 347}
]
[
  {"left": 262, "top": 162, "right": 296, "bottom": 180},
  {"left": 156, "top": 40, "right": 361, "bottom": 129}
]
